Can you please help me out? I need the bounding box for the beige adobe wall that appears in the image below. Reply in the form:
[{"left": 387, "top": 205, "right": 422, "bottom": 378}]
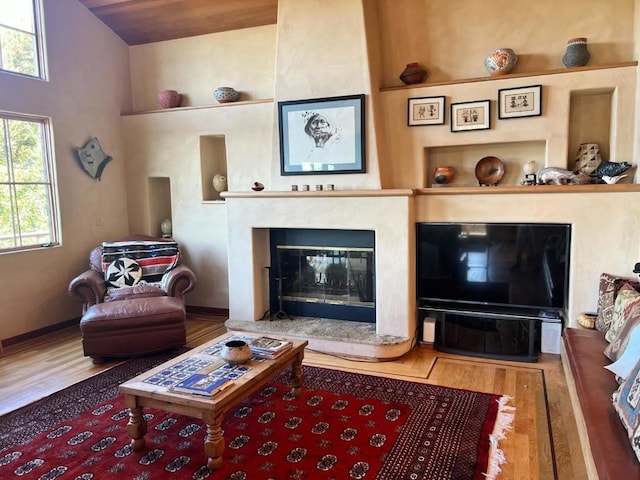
[
  {"left": 269, "top": 0, "right": 381, "bottom": 191},
  {"left": 377, "top": 0, "right": 635, "bottom": 86},
  {"left": 0, "top": 0, "right": 132, "bottom": 339},
  {"left": 121, "top": 102, "right": 274, "bottom": 309},
  {"left": 379, "top": 66, "right": 637, "bottom": 189},
  {"left": 124, "top": 0, "right": 639, "bottom": 318},
  {"left": 128, "top": 25, "right": 276, "bottom": 112}
]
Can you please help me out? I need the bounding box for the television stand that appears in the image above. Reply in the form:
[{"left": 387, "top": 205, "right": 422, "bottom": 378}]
[{"left": 419, "top": 306, "right": 542, "bottom": 362}]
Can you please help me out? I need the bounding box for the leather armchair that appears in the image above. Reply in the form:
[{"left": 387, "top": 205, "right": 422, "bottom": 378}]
[{"left": 69, "top": 234, "right": 196, "bottom": 313}]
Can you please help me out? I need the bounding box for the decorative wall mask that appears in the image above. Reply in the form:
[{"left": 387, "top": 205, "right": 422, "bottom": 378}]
[{"left": 76, "top": 137, "right": 112, "bottom": 180}]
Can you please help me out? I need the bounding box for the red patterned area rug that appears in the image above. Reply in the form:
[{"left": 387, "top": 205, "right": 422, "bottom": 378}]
[{"left": 0, "top": 355, "right": 514, "bottom": 480}]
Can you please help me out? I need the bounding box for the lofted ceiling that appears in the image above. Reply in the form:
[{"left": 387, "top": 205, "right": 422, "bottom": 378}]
[{"left": 78, "top": 0, "right": 278, "bottom": 46}]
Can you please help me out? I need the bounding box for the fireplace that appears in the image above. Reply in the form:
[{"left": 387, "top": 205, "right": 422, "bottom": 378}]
[
  {"left": 269, "top": 228, "right": 375, "bottom": 323},
  {"left": 222, "top": 190, "right": 415, "bottom": 359}
]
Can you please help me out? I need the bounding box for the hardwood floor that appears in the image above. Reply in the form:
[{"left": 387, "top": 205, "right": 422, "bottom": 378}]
[{"left": 0, "top": 314, "right": 586, "bottom": 479}]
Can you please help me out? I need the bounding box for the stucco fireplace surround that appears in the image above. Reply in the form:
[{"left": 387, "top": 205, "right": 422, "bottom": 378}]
[{"left": 222, "top": 190, "right": 416, "bottom": 360}]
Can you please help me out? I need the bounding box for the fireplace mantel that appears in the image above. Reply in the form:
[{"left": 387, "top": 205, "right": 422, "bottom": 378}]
[
  {"left": 221, "top": 189, "right": 414, "bottom": 199},
  {"left": 222, "top": 190, "right": 416, "bottom": 359}
]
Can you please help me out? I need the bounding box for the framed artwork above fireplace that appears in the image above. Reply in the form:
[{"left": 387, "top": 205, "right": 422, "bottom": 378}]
[{"left": 278, "top": 94, "right": 366, "bottom": 175}]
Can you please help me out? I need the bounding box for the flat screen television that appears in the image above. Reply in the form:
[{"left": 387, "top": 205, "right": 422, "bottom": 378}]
[{"left": 416, "top": 222, "right": 571, "bottom": 314}]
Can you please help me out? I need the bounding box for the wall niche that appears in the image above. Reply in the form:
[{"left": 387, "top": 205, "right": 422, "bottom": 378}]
[
  {"left": 425, "top": 141, "right": 546, "bottom": 188},
  {"left": 148, "top": 177, "right": 172, "bottom": 237},
  {"left": 200, "top": 135, "right": 228, "bottom": 202},
  {"left": 568, "top": 88, "right": 612, "bottom": 165}
]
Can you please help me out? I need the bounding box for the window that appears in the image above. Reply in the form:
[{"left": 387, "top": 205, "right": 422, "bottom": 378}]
[
  {"left": 0, "top": 0, "right": 45, "bottom": 79},
  {"left": 0, "top": 112, "right": 59, "bottom": 251}
]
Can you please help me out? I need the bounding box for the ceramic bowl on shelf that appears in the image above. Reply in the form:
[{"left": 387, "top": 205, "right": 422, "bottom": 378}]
[
  {"left": 475, "top": 156, "right": 505, "bottom": 186},
  {"left": 214, "top": 87, "right": 240, "bottom": 103}
]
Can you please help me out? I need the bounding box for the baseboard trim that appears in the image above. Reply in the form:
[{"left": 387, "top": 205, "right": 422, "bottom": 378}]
[
  {"left": 186, "top": 305, "right": 229, "bottom": 317},
  {"left": 1, "top": 306, "right": 228, "bottom": 352},
  {"left": 2, "top": 317, "right": 81, "bottom": 349}
]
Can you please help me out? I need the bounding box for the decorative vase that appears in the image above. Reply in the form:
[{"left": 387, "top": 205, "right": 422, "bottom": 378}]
[
  {"left": 157, "top": 89, "right": 181, "bottom": 108},
  {"left": 251, "top": 181, "right": 264, "bottom": 191},
  {"left": 562, "top": 38, "right": 590, "bottom": 68},
  {"left": 484, "top": 48, "right": 517, "bottom": 76},
  {"left": 432, "top": 166, "right": 455, "bottom": 186},
  {"left": 220, "top": 340, "right": 252, "bottom": 365},
  {"left": 160, "top": 218, "right": 172, "bottom": 237},
  {"left": 574, "top": 143, "right": 601, "bottom": 174},
  {"left": 399, "top": 62, "right": 427, "bottom": 85},
  {"left": 212, "top": 173, "right": 227, "bottom": 193},
  {"left": 214, "top": 87, "right": 240, "bottom": 103}
]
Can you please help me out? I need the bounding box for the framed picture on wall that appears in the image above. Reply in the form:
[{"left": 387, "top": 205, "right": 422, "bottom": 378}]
[
  {"left": 407, "top": 96, "right": 445, "bottom": 126},
  {"left": 450, "top": 100, "right": 491, "bottom": 132},
  {"left": 278, "top": 94, "right": 366, "bottom": 175},
  {"left": 498, "top": 85, "right": 542, "bottom": 119}
]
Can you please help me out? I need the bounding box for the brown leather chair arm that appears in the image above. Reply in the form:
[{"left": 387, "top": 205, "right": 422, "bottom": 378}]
[
  {"left": 68, "top": 269, "right": 107, "bottom": 311},
  {"left": 161, "top": 264, "right": 196, "bottom": 299}
]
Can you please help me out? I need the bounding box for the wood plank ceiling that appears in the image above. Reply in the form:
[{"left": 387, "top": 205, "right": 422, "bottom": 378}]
[{"left": 78, "top": 0, "right": 278, "bottom": 45}]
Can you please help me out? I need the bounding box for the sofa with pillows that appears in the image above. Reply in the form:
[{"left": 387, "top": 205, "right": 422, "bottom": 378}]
[{"left": 562, "top": 273, "right": 640, "bottom": 479}]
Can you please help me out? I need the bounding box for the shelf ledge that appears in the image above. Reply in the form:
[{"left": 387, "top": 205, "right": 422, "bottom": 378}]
[
  {"left": 380, "top": 62, "right": 638, "bottom": 91},
  {"left": 414, "top": 183, "right": 640, "bottom": 195},
  {"left": 122, "top": 98, "right": 274, "bottom": 116}
]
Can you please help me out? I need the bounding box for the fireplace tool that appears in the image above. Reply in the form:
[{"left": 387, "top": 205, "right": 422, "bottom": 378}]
[{"left": 263, "top": 266, "right": 292, "bottom": 320}]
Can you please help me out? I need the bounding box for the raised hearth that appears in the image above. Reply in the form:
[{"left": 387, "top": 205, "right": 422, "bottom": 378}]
[{"left": 225, "top": 317, "right": 410, "bottom": 361}]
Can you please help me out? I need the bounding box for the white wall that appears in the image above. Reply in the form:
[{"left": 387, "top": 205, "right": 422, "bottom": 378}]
[{"left": 0, "top": 0, "right": 132, "bottom": 339}]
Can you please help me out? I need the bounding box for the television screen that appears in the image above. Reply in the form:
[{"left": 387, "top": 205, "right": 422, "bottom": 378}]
[{"left": 416, "top": 222, "right": 571, "bottom": 313}]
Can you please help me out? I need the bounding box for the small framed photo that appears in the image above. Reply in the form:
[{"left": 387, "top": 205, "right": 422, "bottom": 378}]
[
  {"left": 408, "top": 96, "right": 445, "bottom": 126},
  {"left": 450, "top": 100, "right": 491, "bottom": 132},
  {"left": 278, "top": 94, "right": 365, "bottom": 175},
  {"left": 498, "top": 85, "right": 542, "bottom": 119}
]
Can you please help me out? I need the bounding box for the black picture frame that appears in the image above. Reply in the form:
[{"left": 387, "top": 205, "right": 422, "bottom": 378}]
[
  {"left": 450, "top": 100, "right": 491, "bottom": 132},
  {"left": 278, "top": 94, "right": 366, "bottom": 175},
  {"left": 498, "top": 85, "right": 542, "bottom": 119},
  {"left": 408, "top": 96, "right": 445, "bottom": 126}
]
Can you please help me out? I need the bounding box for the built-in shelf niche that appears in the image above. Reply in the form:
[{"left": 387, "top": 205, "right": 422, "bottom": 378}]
[
  {"left": 568, "top": 88, "right": 612, "bottom": 163},
  {"left": 200, "top": 135, "right": 228, "bottom": 201},
  {"left": 425, "top": 141, "right": 546, "bottom": 188},
  {"left": 148, "top": 177, "right": 172, "bottom": 237}
]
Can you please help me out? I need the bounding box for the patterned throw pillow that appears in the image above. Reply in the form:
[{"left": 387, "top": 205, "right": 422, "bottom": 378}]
[
  {"left": 596, "top": 273, "right": 640, "bottom": 333},
  {"left": 102, "top": 241, "right": 180, "bottom": 284},
  {"left": 606, "top": 285, "right": 640, "bottom": 343},
  {"left": 105, "top": 257, "right": 142, "bottom": 288},
  {"left": 611, "top": 357, "right": 640, "bottom": 463},
  {"left": 605, "top": 304, "right": 640, "bottom": 361}
]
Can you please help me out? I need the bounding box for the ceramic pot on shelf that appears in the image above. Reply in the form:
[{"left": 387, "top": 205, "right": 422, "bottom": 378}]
[
  {"left": 484, "top": 48, "right": 517, "bottom": 76},
  {"left": 157, "top": 89, "right": 181, "bottom": 108},
  {"left": 160, "top": 218, "right": 172, "bottom": 237},
  {"left": 562, "top": 38, "right": 590, "bottom": 67},
  {"left": 214, "top": 87, "right": 240, "bottom": 103},
  {"left": 432, "top": 166, "right": 455, "bottom": 186},
  {"left": 212, "top": 173, "right": 227, "bottom": 194},
  {"left": 399, "top": 62, "right": 427, "bottom": 85}
]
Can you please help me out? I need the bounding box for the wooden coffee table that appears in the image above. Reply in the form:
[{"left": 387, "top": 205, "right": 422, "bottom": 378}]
[{"left": 118, "top": 332, "right": 307, "bottom": 470}]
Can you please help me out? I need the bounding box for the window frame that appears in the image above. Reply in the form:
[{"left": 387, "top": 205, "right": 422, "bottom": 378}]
[
  {"left": 0, "top": 0, "right": 48, "bottom": 81},
  {"left": 0, "top": 111, "right": 60, "bottom": 254}
]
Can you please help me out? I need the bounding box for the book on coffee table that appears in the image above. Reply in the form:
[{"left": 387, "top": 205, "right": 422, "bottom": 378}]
[
  {"left": 249, "top": 336, "right": 293, "bottom": 359},
  {"left": 171, "top": 374, "right": 233, "bottom": 397}
]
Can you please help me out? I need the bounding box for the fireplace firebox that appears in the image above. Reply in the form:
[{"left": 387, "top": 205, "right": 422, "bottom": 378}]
[{"left": 269, "top": 229, "right": 375, "bottom": 323}]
